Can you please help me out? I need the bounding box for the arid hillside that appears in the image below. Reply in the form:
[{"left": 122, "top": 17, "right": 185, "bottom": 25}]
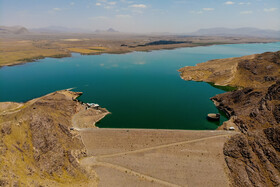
[
  {"left": 179, "top": 51, "right": 280, "bottom": 88},
  {"left": 0, "top": 90, "right": 108, "bottom": 186},
  {"left": 180, "top": 51, "right": 280, "bottom": 186}
]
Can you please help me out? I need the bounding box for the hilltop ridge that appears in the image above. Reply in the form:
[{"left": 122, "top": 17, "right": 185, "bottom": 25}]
[{"left": 0, "top": 26, "right": 29, "bottom": 35}]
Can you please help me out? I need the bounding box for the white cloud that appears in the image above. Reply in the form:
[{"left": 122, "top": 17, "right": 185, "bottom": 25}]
[
  {"left": 239, "top": 2, "right": 251, "bottom": 5},
  {"left": 53, "top": 8, "right": 62, "bottom": 11},
  {"left": 202, "top": 8, "right": 214, "bottom": 11},
  {"left": 130, "top": 4, "right": 147, "bottom": 8},
  {"left": 121, "top": 0, "right": 133, "bottom": 3},
  {"left": 70, "top": 2, "right": 75, "bottom": 6},
  {"left": 104, "top": 6, "right": 113, "bottom": 9},
  {"left": 96, "top": 1, "right": 116, "bottom": 8},
  {"left": 108, "top": 2, "right": 116, "bottom": 5},
  {"left": 264, "top": 8, "right": 278, "bottom": 12},
  {"left": 225, "top": 1, "right": 235, "bottom": 5},
  {"left": 240, "top": 10, "right": 253, "bottom": 14}
]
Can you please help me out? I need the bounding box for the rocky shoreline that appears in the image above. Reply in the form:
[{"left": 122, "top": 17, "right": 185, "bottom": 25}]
[
  {"left": 0, "top": 90, "right": 109, "bottom": 186},
  {"left": 1, "top": 50, "right": 279, "bottom": 186},
  {"left": 180, "top": 51, "right": 280, "bottom": 186},
  {"left": 0, "top": 90, "right": 237, "bottom": 186}
]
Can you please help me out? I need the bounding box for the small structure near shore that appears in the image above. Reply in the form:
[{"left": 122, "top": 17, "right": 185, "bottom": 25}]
[
  {"left": 207, "top": 113, "right": 220, "bottom": 121},
  {"left": 229, "top": 126, "right": 235, "bottom": 131},
  {"left": 87, "top": 103, "right": 100, "bottom": 109}
]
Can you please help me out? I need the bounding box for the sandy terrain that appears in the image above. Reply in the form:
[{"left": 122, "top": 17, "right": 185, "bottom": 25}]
[
  {"left": 0, "top": 33, "right": 278, "bottom": 67},
  {"left": 80, "top": 128, "right": 238, "bottom": 187}
]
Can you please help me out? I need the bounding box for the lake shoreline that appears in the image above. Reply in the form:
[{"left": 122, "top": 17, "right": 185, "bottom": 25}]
[
  {"left": 2, "top": 42, "right": 279, "bottom": 130},
  {"left": 1, "top": 36, "right": 279, "bottom": 68},
  {"left": 0, "top": 88, "right": 238, "bottom": 186},
  {"left": 179, "top": 50, "right": 280, "bottom": 186},
  {"left": 1, "top": 49, "right": 279, "bottom": 186}
]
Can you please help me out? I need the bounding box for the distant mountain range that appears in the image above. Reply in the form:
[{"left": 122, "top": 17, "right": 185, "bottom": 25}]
[
  {"left": 30, "top": 26, "right": 90, "bottom": 33},
  {"left": 190, "top": 27, "right": 280, "bottom": 38},
  {"left": 94, "top": 28, "right": 119, "bottom": 33},
  {"left": 0, "top": 25, "right": 120, "bottom": 34},
  {"left": 30, "top": 26, "right": 119, "bottom": 34},
  {"left": 1, "top": 25, "right": 279, "bottom": 38},
  {"left": 0, "top": 26, "right": 29, "bottom": 34}
]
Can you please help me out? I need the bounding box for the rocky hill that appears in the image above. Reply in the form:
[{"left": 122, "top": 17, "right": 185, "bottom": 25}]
[
  {"left": 180, "top": 51, "right": 280, "bottom": 186},
  {"left": 179, "top": 51, "right": 280, "bottom": 88},
  {"left": 0, "top": 90, "right": 108, "bottom": 186},
  {"left": 0, "top": 26, "right": 29, "bottom": 34}
]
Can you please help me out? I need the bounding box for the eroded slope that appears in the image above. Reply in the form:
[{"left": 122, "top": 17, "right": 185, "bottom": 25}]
[{"left": 0, "top": 90, "right": 108, "bottom": 186}]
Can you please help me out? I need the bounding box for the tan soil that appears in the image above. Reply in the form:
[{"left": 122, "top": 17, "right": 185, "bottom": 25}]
[{"left": 80, "top": 129, "right": 238, "bottom": 187}]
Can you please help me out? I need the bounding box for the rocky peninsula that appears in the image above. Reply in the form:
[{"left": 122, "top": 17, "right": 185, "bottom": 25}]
[
  {"left": 180, "top": 51, "right": 280, "bottom": 186},
  {"left": 0, "top": 90, "right": 109, "bottom": 186}
]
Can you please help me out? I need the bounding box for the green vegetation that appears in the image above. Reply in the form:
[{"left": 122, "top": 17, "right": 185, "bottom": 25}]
[{"left": 208, "top": 82, "right": 238, "bottom": 92}]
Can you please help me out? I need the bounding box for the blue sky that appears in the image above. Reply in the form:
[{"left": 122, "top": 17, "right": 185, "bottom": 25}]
[{"left": 0, "top": 0, "right": 279, "bottom": 33}]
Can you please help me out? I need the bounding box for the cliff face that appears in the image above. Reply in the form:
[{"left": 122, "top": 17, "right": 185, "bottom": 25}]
[
  {"left": 213, "top": 83, "right": 280, "bottom": 186},
  {"left": 180, "top": 51, "right": 280, "bottom": 186},
  {"left": 0, "top": 90, "right": 108, "bottom": 186},
  {"left": 212, "top": 82, "right": 280, "bottom": 131}
]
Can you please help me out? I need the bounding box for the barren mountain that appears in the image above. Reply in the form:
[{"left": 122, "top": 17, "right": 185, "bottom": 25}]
[{"left": 0, "top": 26, "right": 29, "bottom": 34}]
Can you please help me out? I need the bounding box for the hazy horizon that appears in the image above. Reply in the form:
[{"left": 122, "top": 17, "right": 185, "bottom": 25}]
[{"left": 0, "top": 0, "right": 279, "bottom": 33}]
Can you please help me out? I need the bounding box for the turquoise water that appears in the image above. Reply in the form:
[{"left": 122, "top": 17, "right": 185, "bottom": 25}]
[{"left": 0, "top": 42, "right": 279, "bottom": 130}]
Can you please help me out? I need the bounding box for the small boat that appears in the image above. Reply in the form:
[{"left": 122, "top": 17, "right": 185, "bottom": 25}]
[{"left": 207, "top": 113, "right": 220, "bottom": 121}]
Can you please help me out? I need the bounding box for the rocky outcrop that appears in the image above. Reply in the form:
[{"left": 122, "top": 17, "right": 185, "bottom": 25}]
[
  {"left": 212, "top": 82, "right": 280, "bottom": 132},
  {"left": 180, "top": 51, "right": 280, "bottom": 186},
  {"left": 212, "top": 82, "right": 280, "bottom": 186},
  {"left": 179, "top": 51, "right": 280, "bottom": 88},
  {"left": 224, "top": 130, "right": 280, "bottom": 187},
  {"left": 0, "top": 90, "right": 108, "bottom": 186}
]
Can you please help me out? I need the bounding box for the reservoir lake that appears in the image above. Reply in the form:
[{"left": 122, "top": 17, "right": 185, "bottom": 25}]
[{"left": 1, "top": 42, "right": 279, "bottom": 130}]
